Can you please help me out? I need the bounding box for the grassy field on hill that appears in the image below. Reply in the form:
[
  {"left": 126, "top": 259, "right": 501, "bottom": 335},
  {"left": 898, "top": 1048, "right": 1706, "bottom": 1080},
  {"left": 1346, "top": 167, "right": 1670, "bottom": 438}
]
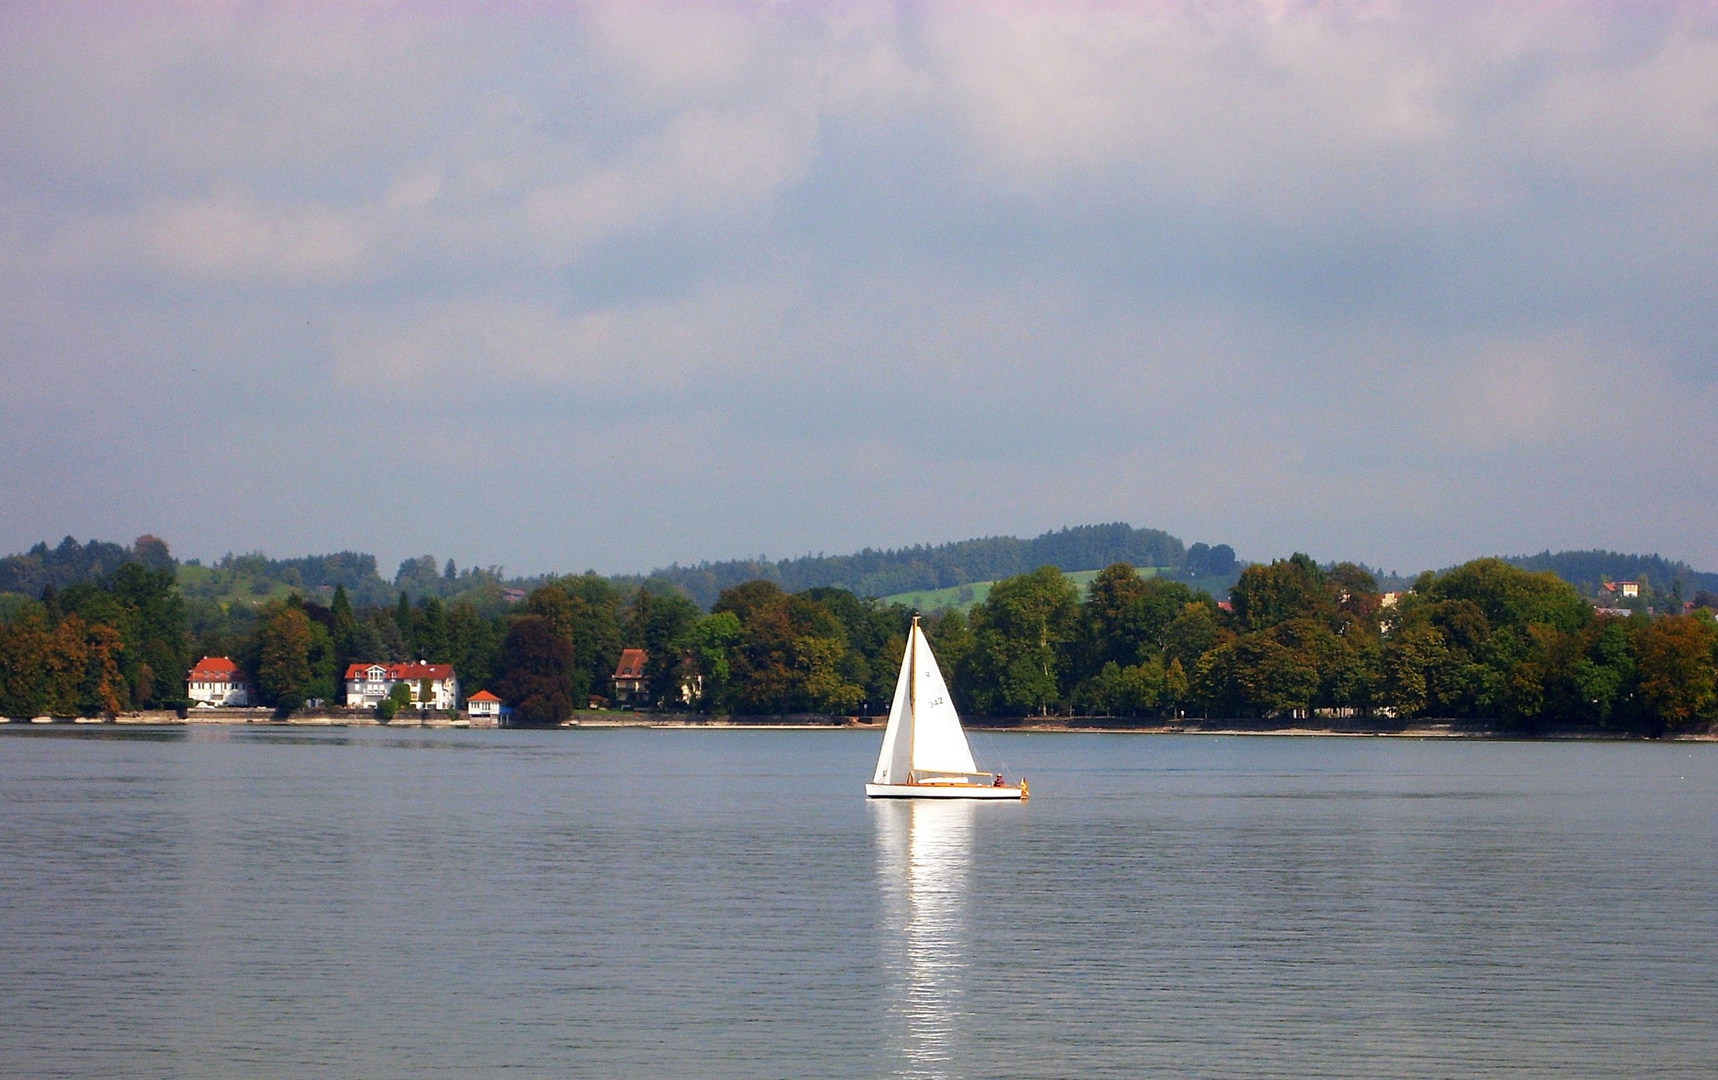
[
  {"left": 175, "top": 563, "right": 328, "bottom": 608},
  {"left": 882, "top": 568, "right": 1130, "bottom": 613}
]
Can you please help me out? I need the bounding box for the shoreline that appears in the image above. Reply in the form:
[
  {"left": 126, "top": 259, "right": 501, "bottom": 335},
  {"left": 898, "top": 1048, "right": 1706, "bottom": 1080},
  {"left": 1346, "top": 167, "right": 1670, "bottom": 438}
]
[{"left": 4, "top": 711, "right": 1712, "bottom": 741}]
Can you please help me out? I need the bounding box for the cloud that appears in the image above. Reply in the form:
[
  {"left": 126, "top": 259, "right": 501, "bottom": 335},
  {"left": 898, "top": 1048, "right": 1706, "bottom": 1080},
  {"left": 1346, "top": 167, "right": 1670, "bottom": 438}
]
[
  {"left": 142, "top": 196, "right": 373, "bottom": 280},
  {"left": 1, "top": 2, "right": 1716, "bottom": 576},
  {"left": 524, "top": 104, "right": 821, "bottom": 257},
  {"left": 333, "top": 281, "right": 792, "bottom": 392}
]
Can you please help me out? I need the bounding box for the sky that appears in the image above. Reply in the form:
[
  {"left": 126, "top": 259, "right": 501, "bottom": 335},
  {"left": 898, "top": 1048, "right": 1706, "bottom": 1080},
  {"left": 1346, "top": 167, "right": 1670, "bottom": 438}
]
[{"left": 2, "top": 2, "right": 1715, "bottom": 578}]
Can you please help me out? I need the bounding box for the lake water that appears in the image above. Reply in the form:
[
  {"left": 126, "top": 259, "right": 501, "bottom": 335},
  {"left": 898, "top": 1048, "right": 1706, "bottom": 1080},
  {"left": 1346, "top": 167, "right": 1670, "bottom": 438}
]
[{"left": 3, "top": 727, "right": 1716, "bottom": 1079}]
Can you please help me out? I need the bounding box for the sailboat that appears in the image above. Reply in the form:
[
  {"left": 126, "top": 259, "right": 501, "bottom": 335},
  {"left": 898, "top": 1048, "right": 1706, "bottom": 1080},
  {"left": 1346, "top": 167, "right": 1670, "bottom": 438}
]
[{"left": 866, "top": 617, "right": 1028, "bottom": 800}]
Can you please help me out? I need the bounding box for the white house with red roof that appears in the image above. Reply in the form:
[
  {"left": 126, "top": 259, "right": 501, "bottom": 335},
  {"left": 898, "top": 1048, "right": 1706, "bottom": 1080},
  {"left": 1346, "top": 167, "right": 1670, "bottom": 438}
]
[
  {"left": 187, "top": 656, "right": 251, "bottom": 707},
  {"left": 466, "top": 689, "right": 502, "bottom": 725},
  {"left": 344, "top": 661, "right": 459, "bottom": 711}
]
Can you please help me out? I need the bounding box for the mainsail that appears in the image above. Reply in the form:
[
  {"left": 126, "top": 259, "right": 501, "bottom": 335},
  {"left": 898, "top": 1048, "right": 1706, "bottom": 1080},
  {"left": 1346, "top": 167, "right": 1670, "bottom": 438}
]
[{"left": 872, "top": 621, "right": 979, "bottom": 785}]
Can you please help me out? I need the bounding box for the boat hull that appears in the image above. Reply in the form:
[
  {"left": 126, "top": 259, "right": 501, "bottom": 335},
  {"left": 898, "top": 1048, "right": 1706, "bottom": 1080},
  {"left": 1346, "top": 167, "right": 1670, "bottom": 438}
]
[{"left": 865, "top": 783, "right": 1025, "bottom": 800}]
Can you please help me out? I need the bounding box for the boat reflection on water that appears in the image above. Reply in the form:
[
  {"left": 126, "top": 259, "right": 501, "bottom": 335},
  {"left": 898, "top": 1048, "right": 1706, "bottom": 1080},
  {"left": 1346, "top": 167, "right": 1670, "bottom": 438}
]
[{"left": 873, "top": 798, "right": 978, "bottom": 1078}]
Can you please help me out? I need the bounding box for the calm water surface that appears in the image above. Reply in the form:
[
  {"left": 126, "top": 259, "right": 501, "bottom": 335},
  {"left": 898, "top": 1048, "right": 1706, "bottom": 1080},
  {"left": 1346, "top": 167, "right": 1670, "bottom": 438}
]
[{"left": 2, "top": 726, "right": 1716, "bottom": 1079}]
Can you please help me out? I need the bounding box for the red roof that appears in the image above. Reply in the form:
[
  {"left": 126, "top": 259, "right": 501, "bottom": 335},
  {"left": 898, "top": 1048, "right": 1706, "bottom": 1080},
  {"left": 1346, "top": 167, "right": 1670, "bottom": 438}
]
[
  {"left": 613, "top": 648, "right": 648, "bottom": 679},
  {"left": 344, "top": 661, "right": 455, "bottom": 680},
  {"left": 467, "top": 689, "right": 500, "bottom": 702},
  {"left": 188, "top": 656, "right": 244, "bottom": 680}
]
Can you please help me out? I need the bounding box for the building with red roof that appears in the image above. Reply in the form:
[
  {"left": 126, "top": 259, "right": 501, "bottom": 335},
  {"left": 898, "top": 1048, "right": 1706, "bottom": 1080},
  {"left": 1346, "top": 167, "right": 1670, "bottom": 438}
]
[
  {"left": 187, "top": 656, "right": 252, "bottom": 707},
  {"left": 344, "top": 661, "right": 459, "bottom": 711},
  {"left": 613, "top": 648, "right": 649, "bottom": 706},
  {"left": 465, "top": 689, "right": 502, "bottom": 725}
]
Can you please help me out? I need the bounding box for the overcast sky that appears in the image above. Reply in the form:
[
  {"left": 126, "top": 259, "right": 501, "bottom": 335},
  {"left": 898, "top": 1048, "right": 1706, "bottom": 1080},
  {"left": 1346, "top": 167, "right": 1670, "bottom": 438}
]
[{"left": 2, "top": 2, "right": 1715, "bottom": 577}]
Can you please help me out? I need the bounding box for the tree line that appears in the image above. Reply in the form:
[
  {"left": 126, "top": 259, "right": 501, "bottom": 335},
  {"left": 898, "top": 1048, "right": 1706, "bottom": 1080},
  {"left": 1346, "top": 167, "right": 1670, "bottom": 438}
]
[
  {"left": 3, "top": 544, "right": 1715, "bottom": 732},
  {"left": 910, "top": 556, "right": 1716, "bottom": 733},
  {"left": 625, "top": 523, "right": 1233, "bottom": 608}
]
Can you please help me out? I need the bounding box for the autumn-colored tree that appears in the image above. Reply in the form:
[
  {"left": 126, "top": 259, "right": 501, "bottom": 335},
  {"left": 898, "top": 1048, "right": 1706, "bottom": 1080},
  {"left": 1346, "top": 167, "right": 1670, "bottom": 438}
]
[
  {"left": 85, "top": 622, "right": 127, "bottom": 715},
  {"left": 1635, "top": 615, "right": 1718, "bottom": 731},
  {"left": 43, "top": 614, "right": 92, "bottom": 716},
  {"left": 719, "top": 587, "right": 862, "bottom": 714}
]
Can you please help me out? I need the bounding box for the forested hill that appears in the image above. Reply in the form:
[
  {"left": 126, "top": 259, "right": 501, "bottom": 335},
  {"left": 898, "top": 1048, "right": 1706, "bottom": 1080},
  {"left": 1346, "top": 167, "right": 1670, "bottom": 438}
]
[
  {"left": 0, "top": 536, "right": 177, "bottom": 596},
  {"left": 7, "top": 531, "right": 1716, "bottom": 614},
  {"left": 1504, "top": 550, "right": 1718, "bottom": 597},
  {"left": 631, "top": 523, "right": 1237, "bottom": 609}
]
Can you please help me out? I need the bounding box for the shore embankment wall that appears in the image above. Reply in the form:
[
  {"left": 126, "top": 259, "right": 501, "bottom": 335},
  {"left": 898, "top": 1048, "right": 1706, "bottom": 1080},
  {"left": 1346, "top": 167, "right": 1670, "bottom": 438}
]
[{"left": 4, "top": 711, "right": 1710, "bottom": 739}]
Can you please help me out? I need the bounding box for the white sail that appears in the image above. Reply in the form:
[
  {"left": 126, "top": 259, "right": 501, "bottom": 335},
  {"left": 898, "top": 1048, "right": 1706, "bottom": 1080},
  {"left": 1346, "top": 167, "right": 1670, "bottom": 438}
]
[
  {"left": 872, "top": 637, "right": 916, "bottom": 785},
  {"left": 907, "top": 625, "right": 977, "bottom": 777},
  {"left": 873, "top": 622, "right": 978, "bottom": 785}
]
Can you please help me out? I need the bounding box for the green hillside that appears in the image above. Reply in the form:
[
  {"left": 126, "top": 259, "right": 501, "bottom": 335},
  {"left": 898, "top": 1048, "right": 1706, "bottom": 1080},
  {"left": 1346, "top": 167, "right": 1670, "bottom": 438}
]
[
  {"left": 176, "top": 562, "right": 333, "bottom": 608},
  {"left": 883, "top": 568, "right": 1135, "bottom": 613}
]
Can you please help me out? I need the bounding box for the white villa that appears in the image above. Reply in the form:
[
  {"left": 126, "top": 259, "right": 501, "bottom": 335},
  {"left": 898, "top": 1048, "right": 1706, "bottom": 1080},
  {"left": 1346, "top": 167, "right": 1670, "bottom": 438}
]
[
  {"left": 343, "top": 661, "right": 459, "bottom": 711},
  {"left": 187, "top": 656, "right": 251, "bottom": 707}
]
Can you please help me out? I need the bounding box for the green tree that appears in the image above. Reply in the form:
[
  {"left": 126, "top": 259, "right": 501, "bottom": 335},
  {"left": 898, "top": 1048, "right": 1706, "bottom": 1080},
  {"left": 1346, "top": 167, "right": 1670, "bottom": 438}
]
[
  {"left": 965, "top": 567, "right": 1081, "bottom": 715},
  {"left": 1164, "top": 657, "right": 1190, "bottom": 710},
  {"left": 414, "top": 597, "right": 450, "bottom": 661},
  {"left": 626, "top": 587, "right": 704, "bottom": 706},
  {"left": 1076, "top": 659, "right": 1165, "bottom": 716},
  {"left": 446, "top": 600, "right": 502, "bottom": 703},
  {"left": 1424, "top": 558, "right": 1590, "bottom": 635},
  {"left": 1080, "top": 563, "right": 1149, "bottom": 672},
  {"left": 107, "top": 562, "right": 188, "bottom": 708},
  {"left": 1195, "top": 620, "right": 1331, "bottom": 718},
  {"left": 330, "top": 583, "right": 357, "bottom": 669},
  {"left": 546, "top": 575, "right": 624, "bottom": 709},
  {"left": 394, "top": 591, "right": 416, "bottom": 644},
  {"left": 0, "top": 608, "right": 52, "bottom": 717},
  {"left": 796, "top": 634, "right": 865, "bottom": 713},
  {"left": 1163, "top": 602, "right": 1221, "bottom": 672},
  {"left": 1230, "top": 554, "right": 1332, "bottom": 632},
  {"left": 682, "top": 611, "right": 743, "bottom": 710},
  {"left": 378, "top": 680, "right": 412, "bottom": 722},
  {"left": 257, "top": 605, "right": 317, "bottom": 708}
]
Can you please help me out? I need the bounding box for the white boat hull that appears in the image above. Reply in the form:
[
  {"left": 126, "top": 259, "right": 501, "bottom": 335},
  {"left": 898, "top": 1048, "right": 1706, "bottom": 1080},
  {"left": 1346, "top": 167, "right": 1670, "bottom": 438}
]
[{"left": 866, "top": 783, "right": 1025, "bottom": 800}]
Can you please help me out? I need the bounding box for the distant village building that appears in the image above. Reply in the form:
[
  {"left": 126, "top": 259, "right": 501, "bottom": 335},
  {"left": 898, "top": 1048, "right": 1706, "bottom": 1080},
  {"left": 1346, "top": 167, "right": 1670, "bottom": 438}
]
[
  {"left": 187, "top": 656, "right": 251, "bottom": 707},
  {"left": 466, "top": 689, "right": 502, "bottom": 727},
  {"left": 1379, "top": 592, "right": 1402, "bottom": 609},
  {"left": 344, "top": 662, "right": 459, "bottom": 711},
  {"left": 501, "top": 588, "right": 526, "bottom": 605},
  {"left": 613, "top": 648, "right": 648, "bottom": 706},
  {"left": 1600, "top": 581, "right": 1641, "bottom": 599}
]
